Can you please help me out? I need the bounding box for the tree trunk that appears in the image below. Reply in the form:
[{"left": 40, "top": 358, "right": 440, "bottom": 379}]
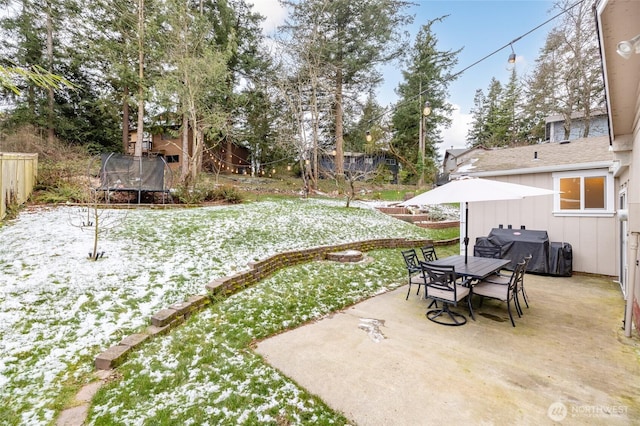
[
  {"left": 122, "top": 86, "right": 129, "bottom": 153},
  {"left": 134, "top": 0, "right": 144, "bottom": 158},
  {"left": 46, "top": 1, "right": 54, "bottom": 144},
  {"left": 334, "top": 68, "right": 344, "bottom": 179},
  {"left": 181, "top": 112, "right": 189, "bottom": 182},
  {"left": 225, "top": 138, "right": 233, "bottom": 174}
]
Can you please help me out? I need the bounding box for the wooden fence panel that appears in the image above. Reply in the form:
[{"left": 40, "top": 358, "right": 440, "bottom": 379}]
[{"left": 0, "top": 152, "right": 38, "bottom": 220}]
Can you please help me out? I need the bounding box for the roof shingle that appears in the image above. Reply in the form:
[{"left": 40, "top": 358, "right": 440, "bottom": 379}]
[{"left": 452, "top": 136, "right": 613, "bottom": 175}]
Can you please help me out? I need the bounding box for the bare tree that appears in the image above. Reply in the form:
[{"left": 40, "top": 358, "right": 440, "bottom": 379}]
[
  {"left": 524, "top": 0, "right": 604, "bottom": 140},
  {"left": 69, "top": 190, "right": 125, "bottom": 261}
]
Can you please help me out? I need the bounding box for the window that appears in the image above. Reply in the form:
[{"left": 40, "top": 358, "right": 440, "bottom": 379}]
[
  {"left": 553, "top": 170, "right": 613, "bottom": 216},
  {"left": 166, "top": 155, "right": 179, "bottom": 163}
]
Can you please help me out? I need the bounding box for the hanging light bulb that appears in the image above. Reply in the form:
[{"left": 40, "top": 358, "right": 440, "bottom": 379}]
[
  {"left": 508, "top": 44, "right": 516, "bottom": 64},
  {"left": 423, "top": 101, "right": 432, "bottom": 116}
]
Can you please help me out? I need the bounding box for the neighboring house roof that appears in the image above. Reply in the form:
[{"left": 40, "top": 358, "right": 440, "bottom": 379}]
[
  {"left": 544, "top": 109, "right": 608, "bottom": 124},
  {"left": 451, "top": 136, "right": 614, "bottom": 177},
  {"left": 443, "top": 146, "right": 488, "bottom": 170},
  {"left": 445, "top": 148, "right": 470, "bottom": 158},
  {"left": 595, "top": 0, "right": 640, "bottom": 141}
]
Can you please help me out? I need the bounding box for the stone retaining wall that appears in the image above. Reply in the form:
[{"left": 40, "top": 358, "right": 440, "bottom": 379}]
[
  {"left": 415, "top": 220, "right": 460, "bottom": 229},
  {"left": 94, "top": 237, "right": 435, "bottom": 370}
]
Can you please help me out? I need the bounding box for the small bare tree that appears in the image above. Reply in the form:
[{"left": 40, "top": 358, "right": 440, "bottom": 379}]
[
  {"left": 323, "top": 159, "right": 382, "bottom": 207},
  {"left": 70, "top": 189, "right": 126, "bottom": 260}
]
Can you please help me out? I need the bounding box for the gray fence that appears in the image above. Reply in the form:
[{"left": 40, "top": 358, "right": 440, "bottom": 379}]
[{"left": 0, "top": 152, "right": 38, "bottom": 220}]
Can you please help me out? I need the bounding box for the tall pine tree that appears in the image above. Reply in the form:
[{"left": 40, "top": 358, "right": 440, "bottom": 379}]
[{"left": 391, "top": 17, "right": 459, "bottom": 185}]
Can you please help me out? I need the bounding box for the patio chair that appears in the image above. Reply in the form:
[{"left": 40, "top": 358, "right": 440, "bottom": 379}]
[
  {"left": 420, "top": 244, "right": 438, "bottom": 261},
  {"left": 484, "top": 254, "right": 532, "bottom": 315},
  {"left": 473, "top": 245, "right": 502, "bottom": 258},
  {"left": 473, "top": 260, "right": 526, "bottom": 327},
  {"left": 515, "top": 254, "right": 533, "bottom": 314},
  {"left": 401, "top": 249, "right": 425, "bottom": 300},
  {"left": 419, "top": 261, "right": 474, "bottom": 326}
]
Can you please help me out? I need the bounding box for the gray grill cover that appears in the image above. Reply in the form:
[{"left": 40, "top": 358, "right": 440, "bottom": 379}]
[{"left": 483, "top": 228, "right": 550, "bottom": 274}]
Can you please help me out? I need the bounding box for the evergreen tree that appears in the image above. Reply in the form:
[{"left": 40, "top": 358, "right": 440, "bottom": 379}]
[
  {"left": 391, "top": 17, "right": 459, "bottom": 185},
  {"left": 344, "top": 94, "right": 386, "bottom": 154},
  {"left": 467, "top": 70, "right": 525, "bottom": 148},
  {"left": 280, "top": 0, "right": 413, "bottom": 180},
  {"left": 467, "top": 89, "right": 488, "bottom": 146},
  {"left": 524, "top": 0, "right": 604, "bottom": 140},
  {"left": 1, "top": 0, "right": 122, "bottom": 150}
]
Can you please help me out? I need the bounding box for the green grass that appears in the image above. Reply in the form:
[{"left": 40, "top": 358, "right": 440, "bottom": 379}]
[
  {"left": 1, "top": 196, "right": 460, "bottom": 424},
  {"left": 366, "top": 188, "right": 415, "bottom": 201},
  {"left": 89, "top": 244, "right": 460, "bottom": 424}
]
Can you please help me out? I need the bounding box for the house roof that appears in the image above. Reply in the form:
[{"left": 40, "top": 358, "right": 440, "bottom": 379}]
[
  {"left": 596, "top": 0, "right": 640, "bottom": 141},
  {"left": 445, "top": 148, "right": 470, "bottom": 158},
  {"left": 544, "top": 109, "right": 608, "bottom": 124},
  {"left": 451, "top": 136, "right": 614, "bottom": 177}
]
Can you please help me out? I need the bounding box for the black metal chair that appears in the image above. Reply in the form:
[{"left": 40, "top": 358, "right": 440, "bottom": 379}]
[
  {"left": 473, "top": 260, "right": 526, "bottom": 327},
  {"left": 515, "top": 254, "right": 533, "bottom": 314},
  {"left": 401, "top": 249, "right": 425, "bottom": 300},
  {"left": 473, "top": 245, "right": 502, "bottom": 258},
  {"left": 484, "top": 254, "right": 532, "bottom": 316},
  {"left": 419, "top": 261, "right": 474, "bottom": 326},
  {"left": 420, "top": 244, "right": 438, "bottom": 261}
]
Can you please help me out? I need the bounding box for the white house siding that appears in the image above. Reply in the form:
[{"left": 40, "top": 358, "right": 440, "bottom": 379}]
[
  {"left": 627, "top": 115, "right": 640, "bottom": 329},
  {"left": 467, "top": 173, "right": 617, "bottom": 276}
]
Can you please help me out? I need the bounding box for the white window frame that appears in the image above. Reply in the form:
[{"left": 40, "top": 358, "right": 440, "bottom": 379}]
[{"left": 552, "top": 169, "right": 614, "bottom": 217}]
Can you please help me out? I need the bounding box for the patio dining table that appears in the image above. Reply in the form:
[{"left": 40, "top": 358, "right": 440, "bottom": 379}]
[{"left": 428, "top": 255, "right": 511, "bottom": 281}]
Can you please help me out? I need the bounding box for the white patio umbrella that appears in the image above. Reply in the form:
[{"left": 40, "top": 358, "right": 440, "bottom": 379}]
[{"left": 399, "top": 177, "right": 556, "bottom": 263}]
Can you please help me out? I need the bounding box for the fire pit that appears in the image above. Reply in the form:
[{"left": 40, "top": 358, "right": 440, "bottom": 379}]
[{"left": 325, "top": 249, "right": 364, "bottom": 263}]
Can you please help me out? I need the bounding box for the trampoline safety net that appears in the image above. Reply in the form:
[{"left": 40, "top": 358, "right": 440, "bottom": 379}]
[{"left": 98, "top": 153, "right": 169, "bottom": 194}]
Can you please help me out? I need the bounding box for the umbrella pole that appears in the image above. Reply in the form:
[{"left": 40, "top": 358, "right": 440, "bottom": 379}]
[{"left": 464, "top": 202, "right": 470, "bottom": 264}]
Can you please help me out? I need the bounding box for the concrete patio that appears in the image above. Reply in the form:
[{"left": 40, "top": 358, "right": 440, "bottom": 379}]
[{"left": 256, "top": 273, "right": 640, "bottom": 425}]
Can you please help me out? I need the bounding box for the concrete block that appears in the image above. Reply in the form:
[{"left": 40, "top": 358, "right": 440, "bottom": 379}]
[
  {"left": 95, "top": 345, "right": 130, "bottom": 370},
  {"left": 151, "top": 308, "right": 177, "bottom": 327},
  {"left": 187, "top": 294, "right": 210, "bottom": 308},
  {"left": 119, "top": 333, "right": 149, "bottom": 348},
  {"left": 146, "top": 323, "right": 172, "bottom": 337},
  {"left": 169, "top": 301, "right": 192, "bottom": 316}
]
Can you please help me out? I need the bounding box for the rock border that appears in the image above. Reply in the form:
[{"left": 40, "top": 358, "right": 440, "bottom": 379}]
[{"left": 58, "top": 237, "right": 437, "bottom": 425}]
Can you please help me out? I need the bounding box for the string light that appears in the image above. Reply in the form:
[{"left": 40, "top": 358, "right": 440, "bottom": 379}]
[{"left": 364, "top": 0, "right": 585, "bottom": 127}]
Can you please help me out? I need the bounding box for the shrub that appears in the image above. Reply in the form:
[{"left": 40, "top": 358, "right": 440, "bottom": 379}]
[
  {"left": 211, "top": 185, "right": 243, "bottom": 203},
  {"left": 31, "top": 183, "right": 87, "bottom": 203},
  {"left": 172, "top": 183, "right": 243, "bottom": 205}
]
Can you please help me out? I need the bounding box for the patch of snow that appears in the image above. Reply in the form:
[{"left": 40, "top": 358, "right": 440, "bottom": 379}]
[{"left": 0, "top": 199, "right": 430, "bottom": 422}]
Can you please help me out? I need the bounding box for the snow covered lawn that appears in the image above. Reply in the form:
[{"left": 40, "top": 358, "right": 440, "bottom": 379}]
[{"left": 0, "top": 198, "right": 440, "bottom": 424}]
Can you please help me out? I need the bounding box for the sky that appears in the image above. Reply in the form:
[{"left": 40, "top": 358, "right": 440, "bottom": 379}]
[{"left": 252, "top": 0, "right": 560, "bottom": 156}]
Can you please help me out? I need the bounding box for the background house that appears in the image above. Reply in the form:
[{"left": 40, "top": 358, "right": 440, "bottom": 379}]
[
  {"left": 595, "top": 0, "right": 640, "bottom": 337},
  {"left": 545, "top": 109, "right": 609, "bottom": 142},
  {"left": 319, "top": 151, "right": 399, "bottom": 183},
  {"left": 442, "top": 147, "right": 485, "bottom": 175},
  {"left": 128, "top": 129, "right": 250, "bottom": 175},
  {"left": 448, "top": 136, "right": 616, "bottom": 276}
]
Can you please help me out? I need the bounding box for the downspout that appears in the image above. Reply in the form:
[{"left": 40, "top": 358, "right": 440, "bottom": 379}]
[
  {"left": 592, "top": 0, "right": 613, "bottom": 148},
  {"left": 626, "top": 232, "right": 639, "bottom": 337}
]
